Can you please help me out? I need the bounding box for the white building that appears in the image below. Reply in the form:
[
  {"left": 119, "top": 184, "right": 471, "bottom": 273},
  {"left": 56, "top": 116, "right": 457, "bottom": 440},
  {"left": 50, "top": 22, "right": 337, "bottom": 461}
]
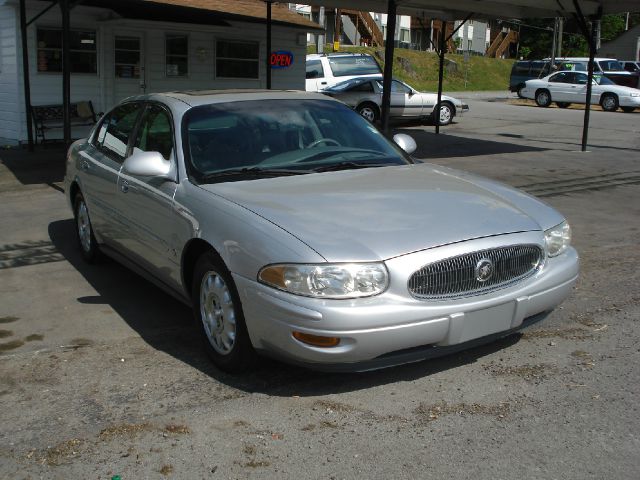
[
  {"left": 452, "top": 20, "right": 490, "bottom": 55},
  {"left": 0, "top": 0, "right": 319, "bottom": 144}
]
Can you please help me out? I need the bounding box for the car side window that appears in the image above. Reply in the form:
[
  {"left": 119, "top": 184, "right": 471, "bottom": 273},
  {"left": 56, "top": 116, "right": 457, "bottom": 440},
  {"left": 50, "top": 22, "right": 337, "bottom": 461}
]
[
  {"left": 94, "top": 103, "right": 142, "bottom": 163},
  {"left": 350, "top": 81, "right": 374, "bottom": 93},
  {"left": 391, "top": 80, "right": 412, "bottom": 94},
  {"left": 575, "top": 73, "right": 588, "bottom": 85},
  {"left": 134, "top": 105, "right": 174, "bottom": 161},
  {"left": 306, "top": 59, "right": 324, "bottom": 79},
  {"left": 549, "top": 72, "right": 570, "bottom": 83}
]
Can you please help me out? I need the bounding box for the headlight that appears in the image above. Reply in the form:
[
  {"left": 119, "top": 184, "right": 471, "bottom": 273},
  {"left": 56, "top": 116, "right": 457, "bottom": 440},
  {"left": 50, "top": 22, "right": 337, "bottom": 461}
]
[
  {"left": 630, "top": 93, "right": 640, "bottom": 97},
  {"left": 544, "top": 221, "right": 571, "bottom": 257},
  {"left": 258, "top": 263, "right": 389, "bottom": 298}
]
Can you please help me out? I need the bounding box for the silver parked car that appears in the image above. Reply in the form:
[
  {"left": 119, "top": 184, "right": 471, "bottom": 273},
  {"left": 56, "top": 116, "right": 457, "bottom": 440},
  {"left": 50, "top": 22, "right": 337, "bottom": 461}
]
[
  {"left": 321, "top": 76, "right": 469, "bottom": 125},
  {"left": 64, "top": 90, "right": 578, "bottom": 372}
]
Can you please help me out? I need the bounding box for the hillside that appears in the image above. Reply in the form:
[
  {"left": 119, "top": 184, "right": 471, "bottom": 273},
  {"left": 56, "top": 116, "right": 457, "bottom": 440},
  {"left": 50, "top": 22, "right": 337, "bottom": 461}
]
[{"left": 308, "top": 46, "right": 515, "bottom": 92}]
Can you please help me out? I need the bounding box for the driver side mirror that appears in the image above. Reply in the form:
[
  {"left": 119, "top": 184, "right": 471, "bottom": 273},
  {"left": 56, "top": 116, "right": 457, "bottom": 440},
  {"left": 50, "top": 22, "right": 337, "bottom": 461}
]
[
  {"left": 123, "top": 149, "right": 175, "bottom": 181},
  {"left": 393, "top": 133, "right": 417, "bottom": 155}
]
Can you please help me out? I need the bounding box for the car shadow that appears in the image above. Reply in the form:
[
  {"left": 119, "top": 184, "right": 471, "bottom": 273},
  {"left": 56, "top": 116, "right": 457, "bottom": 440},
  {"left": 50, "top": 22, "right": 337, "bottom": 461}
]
[
  {"left": 1, "top": 144, "right": 66, "bottom": 187},
  {"left": 49, "top": 218, "right": 524, "bottom": 397},
  {"left": 392, "top": 127, "right": 549, "bottom": 159}
]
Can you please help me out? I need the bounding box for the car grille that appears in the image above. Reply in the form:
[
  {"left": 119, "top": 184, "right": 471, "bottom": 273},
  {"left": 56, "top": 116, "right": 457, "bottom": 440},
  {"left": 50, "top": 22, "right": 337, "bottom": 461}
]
[{"left": 408, "top": 245, "right": 544, "bottom": 299}]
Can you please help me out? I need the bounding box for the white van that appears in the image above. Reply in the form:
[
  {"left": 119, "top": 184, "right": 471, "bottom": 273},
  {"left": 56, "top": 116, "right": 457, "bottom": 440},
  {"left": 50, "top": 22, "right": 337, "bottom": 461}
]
[{"left": 305, "top": 53, "right": 382, "bottom": 92}]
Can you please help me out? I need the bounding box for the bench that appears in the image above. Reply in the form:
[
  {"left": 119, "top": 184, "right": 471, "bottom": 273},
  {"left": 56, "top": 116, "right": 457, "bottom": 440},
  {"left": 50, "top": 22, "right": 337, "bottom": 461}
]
[{"left": 31, "top": 101, "right": 98, "bottom": 144}]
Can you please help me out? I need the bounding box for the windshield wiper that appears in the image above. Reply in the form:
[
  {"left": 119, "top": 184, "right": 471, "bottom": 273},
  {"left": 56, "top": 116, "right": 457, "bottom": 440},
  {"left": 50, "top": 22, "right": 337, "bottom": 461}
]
[
  {"left": 200, "top": 167, "right": 310, "bottom": 182},
  {"left": 313, "top": 161, "right": 394, "bottom": 173}
]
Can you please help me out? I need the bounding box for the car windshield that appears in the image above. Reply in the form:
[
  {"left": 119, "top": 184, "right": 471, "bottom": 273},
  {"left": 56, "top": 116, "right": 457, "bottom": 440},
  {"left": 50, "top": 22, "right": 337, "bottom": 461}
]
[
  {"left": 594, "top": 74, "right": 616, "bottom": 85},
  {"left": 183, "top": 99, "right": 410, "bottom": 183},
  {"left": 328, "top": 56, "right": 381, "bottom": 77}
]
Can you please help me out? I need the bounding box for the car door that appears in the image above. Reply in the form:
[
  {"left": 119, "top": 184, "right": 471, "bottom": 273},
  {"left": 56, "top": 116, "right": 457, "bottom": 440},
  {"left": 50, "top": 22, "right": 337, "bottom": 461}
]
[
  {"left": 572, "top": 72, "right": 602, "bottom": 104},
  {"left": 79, "top": 102, "right": 144, "bottom": 245},
  {"left": 116, "top": 103, "right": 179, "bottom": 285},
  {"left": 305, "top": 59, "right": 327, "bottom": 91},
  {"left": 546, "top": 72, "right": 573, "bottom": 102}
]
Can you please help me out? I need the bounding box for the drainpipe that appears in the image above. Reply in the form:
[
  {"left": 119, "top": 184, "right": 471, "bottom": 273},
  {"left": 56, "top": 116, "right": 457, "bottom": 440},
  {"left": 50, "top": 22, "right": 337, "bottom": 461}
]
[{"left": 19, "top": 0, "right": 34, "bottom": 151}]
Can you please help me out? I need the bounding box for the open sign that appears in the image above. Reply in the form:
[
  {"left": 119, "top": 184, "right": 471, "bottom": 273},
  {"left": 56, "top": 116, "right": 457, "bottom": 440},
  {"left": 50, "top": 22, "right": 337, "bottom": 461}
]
[{"left": 270, "top": 50, "right": 294, "bottom": 69}]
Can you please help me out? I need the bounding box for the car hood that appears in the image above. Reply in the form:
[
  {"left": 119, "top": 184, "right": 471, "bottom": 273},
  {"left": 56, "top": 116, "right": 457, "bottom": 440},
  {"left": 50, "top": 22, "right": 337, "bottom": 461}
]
[{"left": 203, "top": 164, "right": 562, "bottom": 262}]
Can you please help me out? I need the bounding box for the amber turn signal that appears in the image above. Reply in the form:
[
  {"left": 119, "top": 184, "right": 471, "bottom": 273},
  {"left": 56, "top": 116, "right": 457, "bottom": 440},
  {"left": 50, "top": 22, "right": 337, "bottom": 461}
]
[{"left": 292, "top": 331, "right": 340, "bottom": 348}]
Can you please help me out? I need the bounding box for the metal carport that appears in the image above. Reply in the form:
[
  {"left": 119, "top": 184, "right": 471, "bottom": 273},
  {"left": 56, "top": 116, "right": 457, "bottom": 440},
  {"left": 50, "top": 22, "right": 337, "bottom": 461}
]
[{"left": 302, "top": 0, "right": 638, "bottom": 151}]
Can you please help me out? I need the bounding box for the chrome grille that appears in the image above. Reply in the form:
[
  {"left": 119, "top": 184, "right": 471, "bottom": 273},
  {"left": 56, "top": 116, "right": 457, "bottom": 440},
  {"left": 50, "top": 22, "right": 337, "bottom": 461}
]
[{"left": 408, "top": 245, "right": 544, "bottom": 299}]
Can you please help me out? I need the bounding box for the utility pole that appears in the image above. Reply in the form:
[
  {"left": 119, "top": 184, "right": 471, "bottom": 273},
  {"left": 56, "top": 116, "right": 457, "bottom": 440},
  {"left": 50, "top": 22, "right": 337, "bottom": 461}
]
[
  {"left": 550, "top": 17, "right": 557, "bottom": 70},
  {"left": 595, "top": 19, "right": 601, "bottom": 51},
  {"left": 317, "top": 7, "right": 325, "bottom": 53},
  {"left": 557, "top": 17, "right": 563, "bottom": 57}
]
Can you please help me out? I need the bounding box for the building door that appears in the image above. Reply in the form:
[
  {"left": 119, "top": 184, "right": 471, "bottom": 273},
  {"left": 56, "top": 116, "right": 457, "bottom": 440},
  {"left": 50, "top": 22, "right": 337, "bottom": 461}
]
[{"left": 114, "top": 34, "right": 145, "bottom": 103}]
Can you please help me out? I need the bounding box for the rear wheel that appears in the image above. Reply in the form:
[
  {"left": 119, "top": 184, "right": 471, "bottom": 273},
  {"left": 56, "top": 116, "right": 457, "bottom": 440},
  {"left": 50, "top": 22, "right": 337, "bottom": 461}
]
[
  {"left": 621, "top": 106, "right": 635, "bottom": 113},
  {"left": 556, "top": 102, "right": 571, "bottom": 108},
  {"left": 535, "top": 89, "right": 552, "bottom": 107},
  {"left": 74, "top": 192, "right": 100, "bottom": 263},
  {"left": 600, "top": 93, "right": 619, "bottom": 112},
  {"left": 192, "top": 251, "right": 255, "bottom": 373},
  {"left": 356, "top": 102, "right": 379, "bottom": 123}
]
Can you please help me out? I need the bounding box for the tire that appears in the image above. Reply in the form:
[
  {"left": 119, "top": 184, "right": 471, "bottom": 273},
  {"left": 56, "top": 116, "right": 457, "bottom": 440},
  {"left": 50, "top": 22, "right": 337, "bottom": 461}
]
[
  {"left": 192, "top": 251, "right": 255, "bottom": 373},
  {"left": 516, "top": 84, "right": 526, "bottom": 99},
  {"left": 556, "top": 102, "right": 571, "bottom": 108},
  {"left": 433, "top": 102, "right": 454, "bottom": 125},
  {"left": 600, "top": 93, "right": 619, "bottom": 112},
  {"left": 356, "top": 102, "right": 379, "bottom": 123},
  {"left": 621, "top": 107, "right": 636, "bottom": 113},
  {"left": 535, "top": 89, "right": 552, "bottom": 107},
  {"left": 74, "top": 192, "right": 100, "bottom": 263}
]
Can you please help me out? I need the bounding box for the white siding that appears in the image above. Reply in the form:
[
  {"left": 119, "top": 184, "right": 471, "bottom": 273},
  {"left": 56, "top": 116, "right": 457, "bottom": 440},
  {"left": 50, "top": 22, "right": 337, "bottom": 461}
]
[
  {"left": 0, "top": 3, "right": 19, "bottom": 143},
  {"left": 5, "top": 0, "right": 308, "bottom": 142}
]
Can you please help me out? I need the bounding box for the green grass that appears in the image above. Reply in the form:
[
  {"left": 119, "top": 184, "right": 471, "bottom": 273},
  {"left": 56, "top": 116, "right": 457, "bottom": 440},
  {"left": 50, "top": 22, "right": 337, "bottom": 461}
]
[{"left": 307, "top": 45, "right": 514, "bottom": 92}]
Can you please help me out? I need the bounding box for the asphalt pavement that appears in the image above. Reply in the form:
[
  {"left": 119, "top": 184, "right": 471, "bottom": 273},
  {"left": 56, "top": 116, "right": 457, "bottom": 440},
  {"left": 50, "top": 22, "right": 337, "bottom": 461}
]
[{"left": 1, "top": 96, "right": 639, "bottom": 479}]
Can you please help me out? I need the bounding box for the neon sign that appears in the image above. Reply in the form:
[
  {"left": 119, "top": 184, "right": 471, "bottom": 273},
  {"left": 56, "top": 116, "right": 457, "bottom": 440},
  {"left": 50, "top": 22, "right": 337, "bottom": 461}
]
[{"left": 270, "top": 51, "right": 294, "bottom": 69}]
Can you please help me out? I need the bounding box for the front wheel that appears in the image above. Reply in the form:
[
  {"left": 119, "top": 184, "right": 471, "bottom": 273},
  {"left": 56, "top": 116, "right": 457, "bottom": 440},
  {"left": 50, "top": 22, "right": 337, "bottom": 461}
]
[
  {"left": 433, "top": 102, "right": 454, "bottom": 125},
  {"left": 193, "top": 251, "right": 255, "bottom": 373},
  {"left": 74, "top": 192, "right": 100, "bottom": 263},
  {"left": 535, "top": 90, "right": 551, "bottom": 107},
  {"left": 600, "top": 93, "right": 619, "bottom": 112}
]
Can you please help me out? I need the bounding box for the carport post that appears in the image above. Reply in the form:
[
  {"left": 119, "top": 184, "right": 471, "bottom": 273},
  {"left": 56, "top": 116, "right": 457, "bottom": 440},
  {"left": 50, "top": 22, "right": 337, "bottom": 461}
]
[
  {"left": 60, "top": 0, "right": 71, "bottom": 148},
  {"left": 19, "top": 0, "right": 34, "bottom": 151},
  {"left": 266, "top": 0, "right": 272, "bottom": 89},
  {"left": 572, "top": 0, "right": 601, "bottom": 152},
  {"left": 381, "top": 0, "right": 397, "bottom": 135},
  {"left": 435, "top": 22, "right": 446, "bottom": 135}
]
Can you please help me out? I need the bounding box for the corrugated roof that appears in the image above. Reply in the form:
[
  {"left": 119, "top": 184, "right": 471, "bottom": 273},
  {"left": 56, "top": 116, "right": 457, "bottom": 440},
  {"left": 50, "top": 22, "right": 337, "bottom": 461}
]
[{"left": 141, "top": 0, "right": 323, "bottom": 30}]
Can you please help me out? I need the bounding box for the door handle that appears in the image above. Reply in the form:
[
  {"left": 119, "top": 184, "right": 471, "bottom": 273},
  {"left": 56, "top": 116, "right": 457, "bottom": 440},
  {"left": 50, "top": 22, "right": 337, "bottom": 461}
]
[
  {"left": 120, "top": 180, "right": 129, "bottom": 193},
  {"left": 320, "top": 81, "right": 327, "bottom": 85}
]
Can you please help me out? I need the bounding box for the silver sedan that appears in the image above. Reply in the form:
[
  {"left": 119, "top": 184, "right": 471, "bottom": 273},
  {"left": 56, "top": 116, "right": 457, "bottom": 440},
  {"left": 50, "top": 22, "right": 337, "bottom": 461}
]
[
  {"left": 64, "top": 90, "right": 578, "bottom": 372},
  {"left": 321, "top": 76, "right": 469, "bottom": 125}
]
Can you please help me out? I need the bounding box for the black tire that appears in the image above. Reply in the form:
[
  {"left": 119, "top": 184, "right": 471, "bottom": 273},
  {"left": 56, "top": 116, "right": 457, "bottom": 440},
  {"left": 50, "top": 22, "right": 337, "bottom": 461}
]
[
  {"left": 600, "top": 93, "right": 619, "bottom": 112},
  {"left": 516, "top": 84, "right": 526, "bottom": 99},
  {"left": 535, "top": 89, "right": 552, "bottom": 107},
  {"left": 433, "top": 102, "right": 454, "bottom": 125},
  {"left": 192, "top": 251, "right": 255, "bottom": 373},
  {"left": 73, "top": 192, "right": 100, "bottom": 263},
  {"left": 556, "top": 102, "right": 571, "bottom": 108},
  {"left": 356, "top": 102, "right": 379, "bottom": 123},
  {"left": 621, "top": 106, "right": 636, "bottom": 113}
]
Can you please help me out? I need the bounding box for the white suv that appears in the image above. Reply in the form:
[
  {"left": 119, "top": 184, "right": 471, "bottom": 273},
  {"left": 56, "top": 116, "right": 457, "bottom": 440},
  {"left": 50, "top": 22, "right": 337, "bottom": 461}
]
[{"left": 305, "top": 53, "right": 382, "bottom": 92}]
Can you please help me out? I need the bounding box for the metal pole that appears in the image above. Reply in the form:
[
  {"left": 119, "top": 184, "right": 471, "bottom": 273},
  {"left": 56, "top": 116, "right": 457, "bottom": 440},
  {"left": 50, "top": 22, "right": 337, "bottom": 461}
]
[
  {"left": 61, "top": 0, "right": 71, "bottom": 148},
  {"left": 557, "top": 18, "right": 563, "bottom": 57},
  {"left": 435, "top": 21, "right": 446, "bottom": 135},
  {"left": 19, "top": 0, "right": 34, "bottom": 151},
  {"left": 581, "top": 21, "right": 597, "bottom": 151},
  {"left": 381, "top": 0, "right": 397, "bottom": 135},
  {"left": 550, "top": 17, "right": 557, "bottom": 71},
  {"left": 266, "top": 1, "right": 272, "bottom": 89},
  {"left": 317, "top": 6, "right": 325, "bottom": 53}
]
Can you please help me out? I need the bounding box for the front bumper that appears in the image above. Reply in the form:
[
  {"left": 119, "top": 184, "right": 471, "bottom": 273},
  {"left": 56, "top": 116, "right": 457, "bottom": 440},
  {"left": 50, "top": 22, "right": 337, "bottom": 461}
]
[
  {"left": 619, "top": 95, "right": 640, "bottom": 108},
  {"left": 234, "top": 232, "right": 579, "bottom": 371}
]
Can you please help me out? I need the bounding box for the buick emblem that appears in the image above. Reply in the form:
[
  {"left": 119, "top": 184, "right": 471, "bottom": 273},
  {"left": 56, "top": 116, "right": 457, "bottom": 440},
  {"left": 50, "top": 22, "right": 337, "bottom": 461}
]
[{"left": 475, "top": 258, "right": 494, "bottom": 282}]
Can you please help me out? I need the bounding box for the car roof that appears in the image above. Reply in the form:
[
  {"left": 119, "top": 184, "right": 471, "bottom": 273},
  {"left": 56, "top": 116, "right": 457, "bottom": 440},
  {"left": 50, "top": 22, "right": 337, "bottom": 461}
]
[
  {"left": 123, "top": 89, "right": 336, "bottom": 108},
  {"left": 306, "top": 52, "right": 374, "bottom": 59}
]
